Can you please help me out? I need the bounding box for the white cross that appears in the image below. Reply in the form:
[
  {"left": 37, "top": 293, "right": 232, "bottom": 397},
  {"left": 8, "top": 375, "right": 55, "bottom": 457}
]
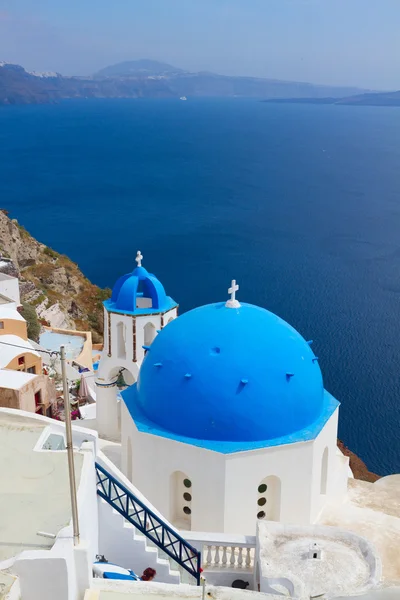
[
  {"left": 229, "top": 280, "right": 239, "bottom": 302},
  {"left": 136, "top": 250, "right": 143, "bottom": 268},
  {"left": 226, "top": 279, "right": 241, "bottom": 309}
]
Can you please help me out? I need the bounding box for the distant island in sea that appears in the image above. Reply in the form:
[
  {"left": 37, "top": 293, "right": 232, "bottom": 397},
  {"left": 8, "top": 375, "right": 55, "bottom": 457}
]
[
  {"left": 2, "top": 58, "right": 396, "bottom": 106},
  {"left": 263, "top": 91, "right": 400, "bottom": 107}
]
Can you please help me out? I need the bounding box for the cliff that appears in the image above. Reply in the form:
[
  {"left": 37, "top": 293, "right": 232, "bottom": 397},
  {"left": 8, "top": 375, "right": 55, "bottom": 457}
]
[
  {"left": 0, "top": 60, "right": 369, "bottom": 105},
  {"left": 337, "top": 440, "right": 380, "bottom": 483},
  {"left": 0, "top": 210, "right": 109, "bottom": 342}
]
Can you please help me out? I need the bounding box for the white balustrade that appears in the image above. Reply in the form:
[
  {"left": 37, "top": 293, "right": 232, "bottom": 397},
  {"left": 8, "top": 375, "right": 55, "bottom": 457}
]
[
  {"left": 202, "top": 544, "right": 255, "bottom": 569},
  {"left": 184, "top": 532, "right": 256, "bottom": 571}
]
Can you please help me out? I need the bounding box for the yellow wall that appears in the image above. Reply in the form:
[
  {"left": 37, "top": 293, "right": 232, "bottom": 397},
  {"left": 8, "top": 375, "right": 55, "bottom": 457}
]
[
  {"left": 6, "top": 352, "right": 42, "bottom": 375},
  {"left": 0, "top": 319, "right": 28, "bottom": 340}
]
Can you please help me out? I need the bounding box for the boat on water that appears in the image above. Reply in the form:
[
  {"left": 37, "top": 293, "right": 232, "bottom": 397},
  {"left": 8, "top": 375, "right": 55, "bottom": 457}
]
[{"left": 180, "top": 96, "right": 187, "bottom": 101}]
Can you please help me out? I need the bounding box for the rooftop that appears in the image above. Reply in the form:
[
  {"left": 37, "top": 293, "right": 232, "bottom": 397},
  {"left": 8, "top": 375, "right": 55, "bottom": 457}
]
[
  {"left": 0, "top": 303, "right": 25, "bottom": 321},
  {"left": 318, "top": 477, "right": 400, "bottom": 582},
  {"left": 0, "top": 334, "right": 40, "bottom": 369},
  {"left": 0, "top": 411, "right": 83, "bottom": 563},
  {"left": 259, "top": 521, "right": 375, "bottom": 598},
  {"left": 0, "top": 369, "right": 37, "bottom": 390},
  {"left": 0, "top": 272, "right": 16, "bottom": 282}
]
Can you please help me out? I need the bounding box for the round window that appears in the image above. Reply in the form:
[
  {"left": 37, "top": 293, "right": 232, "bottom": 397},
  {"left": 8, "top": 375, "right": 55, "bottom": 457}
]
[
  {"left": 257, "top": 497, "right": 266, "bottom": 506},
  {"left": 257, "top": 511, "right": 266, "bottom": 519},
  {"left": 183, "top": 506, "right": 192, "bottom": 515},
  {"left": 183, "top": 479, "right": 192, "bottom": 488},
  {"left": 183, "top": 492, "right": 192, "bottom": 502},
  {"left": 258, "top": 484, "right": 267, "bottom": 494}
]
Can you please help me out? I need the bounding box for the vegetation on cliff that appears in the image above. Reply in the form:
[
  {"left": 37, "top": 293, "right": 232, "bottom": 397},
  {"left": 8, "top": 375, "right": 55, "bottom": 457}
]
[
  {"left": 0, "top": 210, "right": 109, "bottom": 342},
  {"left": 19, "top": 302, "right": 41, "bottom": 342}
]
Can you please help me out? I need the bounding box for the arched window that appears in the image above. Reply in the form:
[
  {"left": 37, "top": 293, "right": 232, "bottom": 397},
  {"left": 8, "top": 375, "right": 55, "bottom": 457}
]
[
  {"left": 144, "top": 322, "right": 157, "bottom": 347},
  {"left": 116, "top": 322, "right": 126, "bottom": 360},
  {"left": 256, "top": 476, "right": 281, "bottom": 521},
  {"left": 170, "top": 471, "right": 192, "bottom": 530},
  {"left": 320, "top": 447, "right": 329, "bottom": 495}
]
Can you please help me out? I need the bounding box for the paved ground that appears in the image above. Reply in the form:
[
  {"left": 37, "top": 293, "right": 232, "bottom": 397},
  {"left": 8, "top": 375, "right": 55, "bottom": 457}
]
[
  {"left": 334, "top": 590, "right": 400, "bottom": 600},
  {"left": 86, "top": 581, "right": 284, "bottom": 600},
  {"left": 258, "top": 521, "right": 374, "bottom": 599},
  {"left": 0, "top": 412, "right": 83, "bottom": 562},
  {"left": 319, "top": 478, "right": 400, "bottom": 582}
]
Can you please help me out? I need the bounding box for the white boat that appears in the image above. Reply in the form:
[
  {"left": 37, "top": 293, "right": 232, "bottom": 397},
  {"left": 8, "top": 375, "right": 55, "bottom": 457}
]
[{"left": 180, "top": 96, "right": 187, "bottom": 101}]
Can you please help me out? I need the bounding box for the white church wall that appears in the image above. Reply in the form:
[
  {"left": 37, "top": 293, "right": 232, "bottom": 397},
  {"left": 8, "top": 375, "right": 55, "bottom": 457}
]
[
  {"left": 310, "top": 407, "right": 348, "bottom": 521},
  {"left": 96, "top": 449, "right": 176, "bottom": 528},
  {"left": 224, "top": 441, "right": 315, "bottom": 534},
  {"left": 97, "top": 303, "right": 178, "bottom": 441},
  {"left": 121, "top": 406, "right": 344, "bottom": 534},
  {"left": 95, "top": 380, "right": 121, "bottom": 441},
  {"left": 162, "top": 307, "right": 178, "bottom": 326},
  {"left": 122, "top": 406, "right": 226, "bottom": 532}
]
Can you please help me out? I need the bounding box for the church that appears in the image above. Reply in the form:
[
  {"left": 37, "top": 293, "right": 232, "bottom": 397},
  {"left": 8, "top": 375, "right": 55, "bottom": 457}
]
[
  {"left": 95, "top": 251, "right": 349, "bottom": 535},
  {"left": 3, "top": 253, "right": 399, "bottom": 600}
]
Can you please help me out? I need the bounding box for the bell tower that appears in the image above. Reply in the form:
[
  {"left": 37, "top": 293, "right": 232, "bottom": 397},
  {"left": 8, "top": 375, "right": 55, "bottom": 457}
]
[{"left": 96, "top": 251, "right": 178, "bottom": 440}]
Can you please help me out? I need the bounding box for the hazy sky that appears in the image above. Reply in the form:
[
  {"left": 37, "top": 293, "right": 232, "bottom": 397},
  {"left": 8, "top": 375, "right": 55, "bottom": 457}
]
[{"left": 0, "top": 0, "right": 399, "bottom": 90}]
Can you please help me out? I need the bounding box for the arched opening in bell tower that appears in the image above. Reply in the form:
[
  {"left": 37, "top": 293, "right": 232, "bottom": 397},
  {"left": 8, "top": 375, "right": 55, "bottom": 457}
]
[
  {"left": 144, "top": 322, "right": 157, "bottom": 347},
  {"left": 116, "top": 321, "right": 126, "bottom": 360}
]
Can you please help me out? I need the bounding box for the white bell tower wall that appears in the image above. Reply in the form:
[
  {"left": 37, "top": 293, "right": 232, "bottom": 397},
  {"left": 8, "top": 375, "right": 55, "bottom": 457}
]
[{"left": 96, "top": 305, "right": 178, "bottom": 440}]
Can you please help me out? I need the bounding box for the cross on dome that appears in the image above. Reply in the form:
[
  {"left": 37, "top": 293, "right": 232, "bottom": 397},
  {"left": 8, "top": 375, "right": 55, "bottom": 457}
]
[
  {"left": 136, "top": 250, "right": 143, "bottom": 268},
  {"left": 226, "top": 279, "right": 241, "bottom": 309}
]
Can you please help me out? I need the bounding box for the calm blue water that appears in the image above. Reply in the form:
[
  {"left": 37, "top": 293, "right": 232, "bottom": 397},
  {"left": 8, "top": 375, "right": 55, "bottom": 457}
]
[{"left": 1, "top": 98, "right": 400, "bottom": 475}]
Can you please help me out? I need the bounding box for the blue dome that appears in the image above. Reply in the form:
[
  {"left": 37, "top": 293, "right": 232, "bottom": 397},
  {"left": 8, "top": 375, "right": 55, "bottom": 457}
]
[
  {"left": 105, "top": 265, "right": 177, "bottom": 315},
  {"left": 133, "top": 302, "right": 325, "bottom": 443}
]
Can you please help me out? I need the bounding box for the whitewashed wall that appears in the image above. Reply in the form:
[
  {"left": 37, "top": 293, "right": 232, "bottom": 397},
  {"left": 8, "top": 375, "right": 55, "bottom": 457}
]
[
  {"left": 0, "top": 274, "right": 20, "bottom": 304},
  {"left": 122, "top": 405, "right": 347, "bottom": 535},
  {"left": 121, "top": 403, "right": 227, "bottom": 533},
  {"left": 310, "top": 406, "right": 349, "bottom": 521},
  {"left": 0, "top": 410, "right": 99, "bottom": 600},
  {"left": 13, "top": 443, "right": 99, "bottom": 600},
  {"left": 97, "top": 306, "right": 177, "bottom": 441}
]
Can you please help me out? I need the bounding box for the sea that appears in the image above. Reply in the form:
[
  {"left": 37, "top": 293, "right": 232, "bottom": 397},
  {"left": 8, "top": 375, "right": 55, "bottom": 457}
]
[{"left": 1, "top": 98, "right": 399, "bottom": 476}]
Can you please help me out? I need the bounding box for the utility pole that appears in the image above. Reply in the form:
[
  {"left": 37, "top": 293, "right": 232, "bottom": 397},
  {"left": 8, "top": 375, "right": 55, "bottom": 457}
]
[{"left": 60, "top": 345, "right": 80, "bottom": 546}]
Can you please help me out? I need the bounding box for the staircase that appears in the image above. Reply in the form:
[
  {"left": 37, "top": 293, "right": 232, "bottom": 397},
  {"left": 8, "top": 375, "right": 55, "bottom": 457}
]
[{"left": 95, "top": 462, "right": 202, "bottom": 586}]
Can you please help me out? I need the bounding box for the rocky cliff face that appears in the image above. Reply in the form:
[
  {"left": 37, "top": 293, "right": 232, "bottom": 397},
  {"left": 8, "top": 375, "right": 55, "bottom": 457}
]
[{"left": 0, "top": 210, "right": 109, "bottom": 342}]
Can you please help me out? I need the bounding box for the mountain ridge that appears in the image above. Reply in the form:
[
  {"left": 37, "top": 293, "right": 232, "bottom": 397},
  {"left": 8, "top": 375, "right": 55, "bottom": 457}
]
[{"left": 0, "top": 59, "right": 371, "bottom": 105}]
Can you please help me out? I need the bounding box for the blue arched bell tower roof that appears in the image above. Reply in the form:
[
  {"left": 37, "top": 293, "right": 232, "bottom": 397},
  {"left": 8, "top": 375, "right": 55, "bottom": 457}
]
[
  {"left": 105, "top": 251, "right": 177, "bottom": 315},
  {"left": 123, "top": 281, "right": 339, "bottom": 454}
]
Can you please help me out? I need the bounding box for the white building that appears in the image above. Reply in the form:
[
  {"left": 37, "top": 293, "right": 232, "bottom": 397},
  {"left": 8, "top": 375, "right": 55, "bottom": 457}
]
[
  {"left": 97, "top": 257, "right": 348, "bottom": 535},
  {"left": 0, "top": 271, "right": 21, "bottom": 305}
]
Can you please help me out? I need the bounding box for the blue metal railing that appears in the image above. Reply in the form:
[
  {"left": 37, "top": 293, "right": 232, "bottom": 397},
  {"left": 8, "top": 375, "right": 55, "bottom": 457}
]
[{"left": 95, "top": 462, "right": 202, "bottom": 585}]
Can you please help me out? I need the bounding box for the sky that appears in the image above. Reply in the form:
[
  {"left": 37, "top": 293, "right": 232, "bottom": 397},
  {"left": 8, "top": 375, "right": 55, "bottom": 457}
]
[{"left": 0, "top": 0, "right": 399, "bottom": 90}]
